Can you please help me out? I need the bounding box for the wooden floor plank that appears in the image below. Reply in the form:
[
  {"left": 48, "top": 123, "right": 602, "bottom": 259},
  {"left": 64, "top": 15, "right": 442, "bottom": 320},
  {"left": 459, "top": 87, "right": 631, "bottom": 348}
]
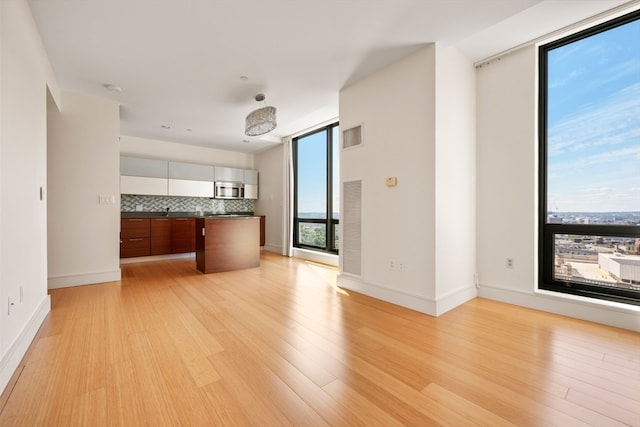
[
  {"left": 421, "top": 382, "right": 517, "bottom": 427},
  {"left": 565, "top": 388, "right": 640, "bottom": 427},
  {"left": 0, "top": 252, "right": 637, "bottom": 426},
  {"left": 322, "top": 379, "right": 407, "bottom": 427},
  {"left": 207, "top": 333, "right": 312, "bottom": 427}
]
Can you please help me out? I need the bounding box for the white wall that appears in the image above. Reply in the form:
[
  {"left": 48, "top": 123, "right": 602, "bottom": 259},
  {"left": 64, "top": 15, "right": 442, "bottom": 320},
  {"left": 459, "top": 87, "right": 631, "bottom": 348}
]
[
  {"left": 47, "top": 91, "right": 121, "bottom": 288},
  {"left": 254, "top": 144, "right": 285, "bottom": 253},
  {"left": 339, "top": 46, "right": 436, "bottom": 311},
  {"left": 0, "top": 0, "right": 57, "bottom": 394},
  {"left": 338, "top": 44, "right": 476, "bottom": 316},
  {"left": 120, "top": 135, "right": 253, "bottom": 169},
  {"left": 476, "top": 45, "right": 639, "bottom": 331},
  {"left": 434, "top": 46, "right": 477, "bottom": 314}
]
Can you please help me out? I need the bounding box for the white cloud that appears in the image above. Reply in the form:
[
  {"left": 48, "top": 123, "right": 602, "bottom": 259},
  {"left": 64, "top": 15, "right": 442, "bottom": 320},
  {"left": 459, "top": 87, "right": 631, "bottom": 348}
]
[{"left": 548, "top": 82, "right": 640, "bottom": 157}]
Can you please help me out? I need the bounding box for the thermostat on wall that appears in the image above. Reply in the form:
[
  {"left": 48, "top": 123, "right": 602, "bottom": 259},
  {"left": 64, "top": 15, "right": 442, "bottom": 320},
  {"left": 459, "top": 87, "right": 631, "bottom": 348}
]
[{"left": 385, "top": 177, "right": 397, "bottom": 187}]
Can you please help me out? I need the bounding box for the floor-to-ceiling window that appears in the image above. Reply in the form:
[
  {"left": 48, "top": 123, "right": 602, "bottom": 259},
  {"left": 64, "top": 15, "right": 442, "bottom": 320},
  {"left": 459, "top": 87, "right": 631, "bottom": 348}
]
[
  {"left": 539, "top": 10, "right": 640, "bottom": 305},
  {"left": 293, "top": 123, "right": 339, "bottom": 254}
]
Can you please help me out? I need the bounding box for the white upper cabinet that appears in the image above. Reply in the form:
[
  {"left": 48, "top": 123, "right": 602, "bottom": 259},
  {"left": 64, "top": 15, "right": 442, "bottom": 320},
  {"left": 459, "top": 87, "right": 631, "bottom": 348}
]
[
  {"left": 169, "top": 162, "right": 214, "bottom": 181},
  {"left": 121, "top": 156, "right": 258, "bottom": 199},
  {"left": 168, "top": 161, "right": 214, "bottom": 197},
  {"left": 214, "top": 166, "right": 244, "bottom": 183},
  {"left": 120, "top": 156, "right": 168, "bottom": 195},
  {"left": 121, "top": 156, "right": 168, "bottom": 178},
  {"left": 243, "top": 169, "right": 258, "bottom": 199},
  {"left": 244, "top": 169, "right": 258, "bottom": 185}
]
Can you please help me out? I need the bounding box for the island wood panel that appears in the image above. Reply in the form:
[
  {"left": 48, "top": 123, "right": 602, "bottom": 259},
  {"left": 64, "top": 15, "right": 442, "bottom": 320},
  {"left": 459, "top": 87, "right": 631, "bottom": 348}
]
[{"left": 196, "top": 217, "right": 260, "bottom": 273}]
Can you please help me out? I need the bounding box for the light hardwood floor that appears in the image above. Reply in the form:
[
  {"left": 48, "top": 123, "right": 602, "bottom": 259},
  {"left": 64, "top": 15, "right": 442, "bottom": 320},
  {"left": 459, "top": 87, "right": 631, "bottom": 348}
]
[{"left": 1, "top": 252, "right": 638, "bottom": 426}]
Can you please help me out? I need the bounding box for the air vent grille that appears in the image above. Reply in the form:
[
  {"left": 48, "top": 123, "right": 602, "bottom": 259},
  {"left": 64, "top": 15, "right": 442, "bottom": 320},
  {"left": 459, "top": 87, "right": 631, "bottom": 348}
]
[
  {"left": 342, "top": 125, "right": 362, "bottom": 150},
  {"left": 342, "top": 180, "right": 362, "bottom": 276}
]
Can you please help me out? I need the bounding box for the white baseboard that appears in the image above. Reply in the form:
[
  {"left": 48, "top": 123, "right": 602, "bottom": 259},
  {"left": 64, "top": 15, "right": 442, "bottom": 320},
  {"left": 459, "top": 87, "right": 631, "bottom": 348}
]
[
  {"left": 119, "top": 252, "right": 194, "bottom": 265},
  {"left": 48, "top": 268, "right": 122, "bottom": 289},
  {"left": 262, "top": 244, "right": 283, "bottom": 254},
  {"left": 435, "top": 284, "right": 478, "bottom": 316},
  {"left": 336, "top": 275, "right": 476, "bottom": 316},
  {"left": 0, "top": 295, "right": 51, "bottom": 395},
  {"left": 338, "top": 274, "right": 437, "bottom": 315},
  {"left": 479, "top": 284, "right": 640, "bottom": 332}
]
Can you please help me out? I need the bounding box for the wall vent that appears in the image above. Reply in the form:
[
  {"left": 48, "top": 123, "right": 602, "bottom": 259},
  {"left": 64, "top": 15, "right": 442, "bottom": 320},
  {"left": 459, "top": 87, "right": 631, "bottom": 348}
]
[
  {"left": 342, "top": 125, "right": 362, "bottom": 150},
  {"left": 342, "top": 180, "right": 362, "bottom": 276}
]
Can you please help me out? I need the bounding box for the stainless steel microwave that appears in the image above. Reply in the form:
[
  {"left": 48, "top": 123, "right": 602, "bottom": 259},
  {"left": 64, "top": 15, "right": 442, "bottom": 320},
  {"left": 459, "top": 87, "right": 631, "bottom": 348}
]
[{"left": 214, "top": 181, "right": 244, "bottom": 199}]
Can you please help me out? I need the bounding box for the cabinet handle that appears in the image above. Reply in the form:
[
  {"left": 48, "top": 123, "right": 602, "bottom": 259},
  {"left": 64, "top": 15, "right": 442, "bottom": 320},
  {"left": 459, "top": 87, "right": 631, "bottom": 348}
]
[
  {"left": 127, "top": 219, "right": 144, "bottom": 221},
  {"left": 175, "top": 218, "right": 189, "bottom": 221},
  {"left": 153, "top": 218, "right": 169, "bottom": 221},
  {"left": 128, "top": 238, "right": 144, "bottom": 241}
]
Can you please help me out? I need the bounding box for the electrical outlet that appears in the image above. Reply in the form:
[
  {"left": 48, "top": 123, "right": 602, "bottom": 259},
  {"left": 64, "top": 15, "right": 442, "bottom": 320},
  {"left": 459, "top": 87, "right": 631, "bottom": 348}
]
[
  {"left": 506, "top": 258, "right": 514, "bottom": 269},
  {"left": 389, "top": 259, "right": 395, "bottom": 270},
  {"left": 398, "top": 262, "right": 405, "bottom": 271}
]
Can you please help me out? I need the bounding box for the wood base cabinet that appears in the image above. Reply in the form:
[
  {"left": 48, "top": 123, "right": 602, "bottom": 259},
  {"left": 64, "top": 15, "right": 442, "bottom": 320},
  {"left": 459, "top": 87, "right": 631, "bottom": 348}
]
[
  {"left": 121, "top": 218, "right": 151, "bottom": 258},
  {"left": 122, "top": 216, "right": 196, "bottom": 258},
  {"left": 196, "top": 217, "right": 260, "bottom": 273},
  {"left": 150, "top": 218, "right": 172, "bottom": 255},
  {"left": 171, "top": 218, "right": 196, "bottom": 253}
]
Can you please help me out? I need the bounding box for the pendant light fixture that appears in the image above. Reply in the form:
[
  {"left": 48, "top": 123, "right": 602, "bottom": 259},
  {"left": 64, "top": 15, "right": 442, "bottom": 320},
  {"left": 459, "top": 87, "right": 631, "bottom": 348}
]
[{"left": 245, "top": 94, "right": 277, "bottom": 136}]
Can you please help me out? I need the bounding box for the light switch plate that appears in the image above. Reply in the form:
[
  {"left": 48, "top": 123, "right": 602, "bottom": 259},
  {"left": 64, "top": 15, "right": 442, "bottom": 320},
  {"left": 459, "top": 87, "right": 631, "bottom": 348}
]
[{"left": 98, "top": 195, "right": 116, "bottom": 205}]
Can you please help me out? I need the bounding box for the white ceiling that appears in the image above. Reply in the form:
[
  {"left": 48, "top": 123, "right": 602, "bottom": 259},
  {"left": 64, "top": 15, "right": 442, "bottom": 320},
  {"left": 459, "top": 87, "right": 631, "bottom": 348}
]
[{"left": 27, "top": 0, "right": 633, "bottom": 153}]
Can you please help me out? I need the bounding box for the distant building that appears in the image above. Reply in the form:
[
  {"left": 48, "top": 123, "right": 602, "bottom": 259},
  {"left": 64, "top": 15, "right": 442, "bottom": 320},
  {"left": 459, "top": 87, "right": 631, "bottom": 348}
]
[
  {"left": 598, "top": 253, "right": 640, "bottom": 285},
  {"left": 548, "top": 214, "right": 563, "bottom": 224}
]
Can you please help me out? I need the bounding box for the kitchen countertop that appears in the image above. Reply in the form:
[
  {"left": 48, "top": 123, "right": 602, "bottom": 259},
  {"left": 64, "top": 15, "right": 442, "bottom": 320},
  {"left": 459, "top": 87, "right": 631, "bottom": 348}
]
[{"left": 121, "top": 211, "right": 260, "bottom": 219}]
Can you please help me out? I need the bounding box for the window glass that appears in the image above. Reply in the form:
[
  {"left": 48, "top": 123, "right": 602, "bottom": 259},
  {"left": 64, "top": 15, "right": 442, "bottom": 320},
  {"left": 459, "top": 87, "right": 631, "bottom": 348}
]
[
  {"left": 546, "top": 18, "right": 640, "bottom": 217},
  {"left": 540, "top": 11, "right": 640, "bottom": 304},
  {"left": 296, "top": 131, "right": 327, "bottom": 220},
  {"left": 293, "top": 123, "right": 339, "bottom": 254}
]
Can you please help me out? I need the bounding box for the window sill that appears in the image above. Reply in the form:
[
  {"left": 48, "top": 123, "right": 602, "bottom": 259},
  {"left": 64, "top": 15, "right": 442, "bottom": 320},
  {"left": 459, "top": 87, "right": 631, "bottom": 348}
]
[
  {"left": 535, "top": 288, "right": 640, "bottom": 314},
  {"left": 292, "top": 248, "right": 338, "bottom": 267}
]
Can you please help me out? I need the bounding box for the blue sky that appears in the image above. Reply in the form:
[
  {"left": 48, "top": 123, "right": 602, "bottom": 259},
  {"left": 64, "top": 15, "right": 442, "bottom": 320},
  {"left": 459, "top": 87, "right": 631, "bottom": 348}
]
[
  {"left": 547, "top": 17, "right": 640, "bottom": 213},
  {"left": 297, "top": 131, "right": 327, "bottom": 215},
  {"left": 296, "top": 127, "right": 340, "bottom": 216}
]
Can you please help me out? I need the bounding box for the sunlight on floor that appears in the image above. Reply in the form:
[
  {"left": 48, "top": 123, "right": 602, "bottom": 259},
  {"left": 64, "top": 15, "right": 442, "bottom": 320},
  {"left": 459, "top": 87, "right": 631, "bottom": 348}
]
[{"left": 304, "top": 260, "right": 350, "bottom": 296}]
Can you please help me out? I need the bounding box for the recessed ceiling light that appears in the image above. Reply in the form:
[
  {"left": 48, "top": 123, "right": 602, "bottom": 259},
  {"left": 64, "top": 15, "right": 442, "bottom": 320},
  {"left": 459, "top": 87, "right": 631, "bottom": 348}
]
[
  {"left": 102, "top": 83, "right": 122, "bottom": 93},
  {"left": 240, "top": 76, "right": 248, "bottom": 81},
  {"left": 186, "top": 128, "right": 193, "bottom": 132},
  {"left": 243, "top": 139, "right": 251, "bottom": 143},
  {"left": 161, "top": 125, "right": 171, "bottom": 129}
]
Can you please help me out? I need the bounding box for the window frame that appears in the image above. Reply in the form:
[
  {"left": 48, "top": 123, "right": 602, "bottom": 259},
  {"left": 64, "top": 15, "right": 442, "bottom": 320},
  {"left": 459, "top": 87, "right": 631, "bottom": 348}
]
[
  {"left": 292, "top": 122, "right": 339, "bottom": 254},
  {"left": 538, "top": 10, "right": 640, "bottom": 306}
]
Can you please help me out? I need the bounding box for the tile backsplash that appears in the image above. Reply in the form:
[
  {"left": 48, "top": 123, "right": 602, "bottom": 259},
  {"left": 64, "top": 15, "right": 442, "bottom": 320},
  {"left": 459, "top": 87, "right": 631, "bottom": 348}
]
[{"left": 121, "top": 195, "right": 254, "bottom": 213}]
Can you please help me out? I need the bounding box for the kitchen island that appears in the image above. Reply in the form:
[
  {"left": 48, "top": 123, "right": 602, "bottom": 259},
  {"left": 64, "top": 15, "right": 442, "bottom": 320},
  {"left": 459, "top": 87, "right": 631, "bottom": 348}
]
[{"left": 195, "top": 216, "right": 261, "bottom": 273}]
